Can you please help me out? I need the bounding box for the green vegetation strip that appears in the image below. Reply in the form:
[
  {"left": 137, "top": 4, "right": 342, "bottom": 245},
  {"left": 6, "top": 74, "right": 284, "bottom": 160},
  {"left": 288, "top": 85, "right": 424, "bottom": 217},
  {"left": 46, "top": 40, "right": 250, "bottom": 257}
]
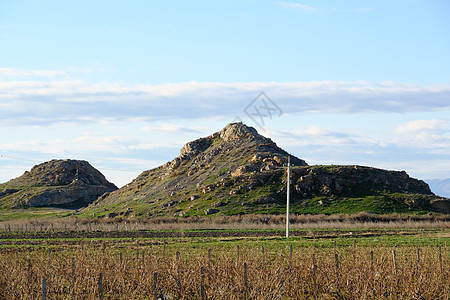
[{"left": 0, "top": 228, "right": 447, "bottom": 249}]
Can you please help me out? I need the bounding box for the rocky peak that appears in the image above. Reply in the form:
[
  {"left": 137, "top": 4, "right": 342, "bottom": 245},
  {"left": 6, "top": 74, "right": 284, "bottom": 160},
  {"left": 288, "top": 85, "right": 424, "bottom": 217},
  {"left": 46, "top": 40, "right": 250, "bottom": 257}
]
[
  {"left": 15, "top": 159, "right": 116, "bottom": 189},
  {"left": 179, "top": 123, "right": 263, "bottom": 159},
  {"left": 219, "top": 122, "right": 260, "bottom": 142},
  {"left": 162, "top": 123, "right": 307, "bottom": 179}
]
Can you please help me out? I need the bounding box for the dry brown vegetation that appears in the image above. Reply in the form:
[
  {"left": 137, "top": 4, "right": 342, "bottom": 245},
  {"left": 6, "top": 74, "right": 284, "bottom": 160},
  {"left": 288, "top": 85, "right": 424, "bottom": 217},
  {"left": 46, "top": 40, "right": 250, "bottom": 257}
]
[
  {"left": 1, "top": 213, "right": 450, "bottom": 232},
  {"left": 0, "top": 241, "right": 448, "bottom": 299}
]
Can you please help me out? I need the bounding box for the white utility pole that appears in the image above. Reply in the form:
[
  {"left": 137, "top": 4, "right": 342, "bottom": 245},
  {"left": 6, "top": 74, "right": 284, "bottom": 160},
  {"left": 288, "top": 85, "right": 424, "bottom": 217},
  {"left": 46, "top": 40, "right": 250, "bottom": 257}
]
[{"left": 286, "top": 155, "right": 290, "bottom": 238}]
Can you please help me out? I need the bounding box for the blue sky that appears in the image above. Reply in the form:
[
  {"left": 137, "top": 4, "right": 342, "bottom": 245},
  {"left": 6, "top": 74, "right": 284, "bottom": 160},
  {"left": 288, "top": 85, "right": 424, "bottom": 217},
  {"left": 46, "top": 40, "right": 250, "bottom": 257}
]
[{"left": 1, "top": 1, "right": 449, "bottom": 193}]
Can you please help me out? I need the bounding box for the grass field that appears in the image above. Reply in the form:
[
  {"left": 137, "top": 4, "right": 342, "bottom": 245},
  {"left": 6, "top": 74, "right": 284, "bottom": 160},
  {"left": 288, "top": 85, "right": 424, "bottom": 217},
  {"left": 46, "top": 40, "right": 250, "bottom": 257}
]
[{"left": 0, "top": 223, "right": 448, "bottom": 299}]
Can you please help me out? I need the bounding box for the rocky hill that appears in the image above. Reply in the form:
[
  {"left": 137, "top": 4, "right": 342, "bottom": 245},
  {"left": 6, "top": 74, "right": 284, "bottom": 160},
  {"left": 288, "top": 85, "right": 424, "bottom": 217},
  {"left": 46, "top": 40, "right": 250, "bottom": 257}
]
[
  {"left": 0, "top": 159, "right": 117, "bottom": 208},
  {"left": 81, "top": 123, "right": 449, "bottom": 218}
]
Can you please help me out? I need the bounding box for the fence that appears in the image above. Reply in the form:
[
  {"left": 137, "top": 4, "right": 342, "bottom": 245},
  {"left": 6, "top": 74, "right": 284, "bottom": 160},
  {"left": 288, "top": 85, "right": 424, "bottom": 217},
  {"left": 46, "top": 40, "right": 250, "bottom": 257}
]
[{"left": 0, "top": 241, "right": 448, "bottom": 299}]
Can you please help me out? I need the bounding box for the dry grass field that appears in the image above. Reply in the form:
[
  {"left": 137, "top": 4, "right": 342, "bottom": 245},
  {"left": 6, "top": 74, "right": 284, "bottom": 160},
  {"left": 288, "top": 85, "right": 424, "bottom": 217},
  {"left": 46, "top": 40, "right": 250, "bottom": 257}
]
[{"left": 0, "top": 220, "right": 448, "bottom": 299}]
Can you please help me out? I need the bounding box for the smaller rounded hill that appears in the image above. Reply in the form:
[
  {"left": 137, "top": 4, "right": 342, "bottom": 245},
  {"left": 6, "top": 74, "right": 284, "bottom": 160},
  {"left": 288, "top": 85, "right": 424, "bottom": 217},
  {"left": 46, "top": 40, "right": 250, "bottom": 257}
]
[{"left": 0, "top": 159, "right": 117, "bottom": 208}]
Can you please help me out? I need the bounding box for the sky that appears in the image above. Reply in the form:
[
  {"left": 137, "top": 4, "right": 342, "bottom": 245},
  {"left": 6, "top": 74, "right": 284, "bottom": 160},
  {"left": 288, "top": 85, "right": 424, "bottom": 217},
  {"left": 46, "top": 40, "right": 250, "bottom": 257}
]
[{"left": 1, "top": 1, "right": 449, "bottom": 194}]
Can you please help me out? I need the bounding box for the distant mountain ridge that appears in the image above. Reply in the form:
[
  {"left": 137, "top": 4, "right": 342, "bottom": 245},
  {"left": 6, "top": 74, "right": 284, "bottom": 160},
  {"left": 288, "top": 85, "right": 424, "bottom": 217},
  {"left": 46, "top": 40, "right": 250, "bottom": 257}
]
[{"left": 427, "top": 178, "right": 450, "bottom": 198}]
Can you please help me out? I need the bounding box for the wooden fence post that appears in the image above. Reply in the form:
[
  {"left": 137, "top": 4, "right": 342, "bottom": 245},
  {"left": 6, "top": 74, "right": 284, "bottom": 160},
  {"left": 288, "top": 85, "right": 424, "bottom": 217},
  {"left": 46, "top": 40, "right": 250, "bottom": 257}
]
[
  {"left": 370, "top": 250, "right": 374, "bottom": 275},
  {"left": 98, "top": 273, "right": 103, "bottom": 299},
  {"left": 200, "top": 266, "right": 206, "bottom": 300},
  {"left": 48, "top": 249, "right": 52, "bottom": 267},
  {"left": 42, "top": 278, "right": 47, "bottom": 300},
  {"left": 277, "top": 266, "right": 283, "bottom": 300},
  {"left": 27, "top": 256, "right": 32, "bottom": 277},
  {"left": 334, "top": 253, "right": 340, "bottom": 289},
  {"left": 243, "top": 262, "right": 248, "bottom": 300},
  {"left": 415, "top": 247, "right": 419, "bottom": 263},
  {"left": 312, "top": 252, "right": 317, "bottom": 300},
  {"left": 153, "top": 272, "right": 158, "bottom": 300},
  {"left": 392, "top": 250, "right": 397, "bottom": 275},
  {"left": 71, "top": 257, "right": 76, "bottom": 298},
  {"left": 208, "top": 249, "right": 211, "bottom": 263},
  {"left": 27, "top": 256, "right": 32, "bottom": 293},
  {"left": 72, "top": 257, "right": 76, "bottom": 278}
]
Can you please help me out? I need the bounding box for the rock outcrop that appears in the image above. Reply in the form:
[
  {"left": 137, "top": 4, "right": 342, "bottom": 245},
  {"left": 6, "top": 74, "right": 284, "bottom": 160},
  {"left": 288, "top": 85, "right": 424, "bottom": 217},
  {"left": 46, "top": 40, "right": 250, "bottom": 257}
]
[
  {"left": 289, "top": 165, "right": 433, "bottom": 197},
  {"left": 0, "top": 159, "right": 117, "bottom": 208}
]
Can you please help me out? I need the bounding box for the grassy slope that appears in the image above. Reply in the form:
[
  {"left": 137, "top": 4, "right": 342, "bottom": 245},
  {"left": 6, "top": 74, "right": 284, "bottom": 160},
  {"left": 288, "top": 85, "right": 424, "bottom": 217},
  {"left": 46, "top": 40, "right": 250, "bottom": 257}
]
[{"left": 77, "top": 163, "right": 436, "bottom": 218}]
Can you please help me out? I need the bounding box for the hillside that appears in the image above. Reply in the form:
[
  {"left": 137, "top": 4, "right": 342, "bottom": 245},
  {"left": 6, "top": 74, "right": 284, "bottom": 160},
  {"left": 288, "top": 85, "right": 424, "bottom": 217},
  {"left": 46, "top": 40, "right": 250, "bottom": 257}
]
[
  {"left": 0, "top": 159, "right": 117, "bottom": 209},
  {"left": 81, "top": 123, "right": 449, "bottom": 218}
]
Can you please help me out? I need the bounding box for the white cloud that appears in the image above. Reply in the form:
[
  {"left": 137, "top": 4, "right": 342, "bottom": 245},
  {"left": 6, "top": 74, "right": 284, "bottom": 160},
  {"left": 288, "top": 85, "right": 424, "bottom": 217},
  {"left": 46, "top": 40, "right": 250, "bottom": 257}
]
[
  {"left": 303, "top": 126, "right": 331, "bottom": 137},
  {"left": 393, "top": 119, "right": 450, "bottom": 150},
  {"left": 1, "top": 72, "right": 449, "bottom": 127},
  {"left": 277, "top": 2, "right": 319, "bottom": 13},
  {"left": 0, "top": 68, "right": 69, "bottom": 78},
  {"left": 265, "top": 126, "right": 364, "bottom": 148},
  {"left": 2, "top": 134, "right": 136, "bottom": 157},
  {"left": 395, "top": 119, "right": 448, "bottom": 134},
  {"left": 129, "top": 142, "right": 182, "bottom": 151},
  {"left": 142, "top": 123, "right": 201, "bottom": 135}
]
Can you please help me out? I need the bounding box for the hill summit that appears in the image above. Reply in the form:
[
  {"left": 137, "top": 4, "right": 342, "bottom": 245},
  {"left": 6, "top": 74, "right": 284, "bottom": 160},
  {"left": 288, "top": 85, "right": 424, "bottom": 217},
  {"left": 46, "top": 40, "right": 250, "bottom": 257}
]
[
  {"left": 86, "top": 122, "right": 307, "bottom": 216},
  {"left": 83, "top": 123, "right": 449, "bottom": 217},
  {"left": 0, "top": 159, "right": 117, "bottom": 208}
]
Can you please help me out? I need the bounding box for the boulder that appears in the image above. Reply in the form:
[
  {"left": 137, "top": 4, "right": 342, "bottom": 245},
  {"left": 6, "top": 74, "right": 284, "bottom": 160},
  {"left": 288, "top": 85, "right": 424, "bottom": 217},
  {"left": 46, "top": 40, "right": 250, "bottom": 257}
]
[{"left": 204, "top": 208, "right": 219, "bottom": 215}]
